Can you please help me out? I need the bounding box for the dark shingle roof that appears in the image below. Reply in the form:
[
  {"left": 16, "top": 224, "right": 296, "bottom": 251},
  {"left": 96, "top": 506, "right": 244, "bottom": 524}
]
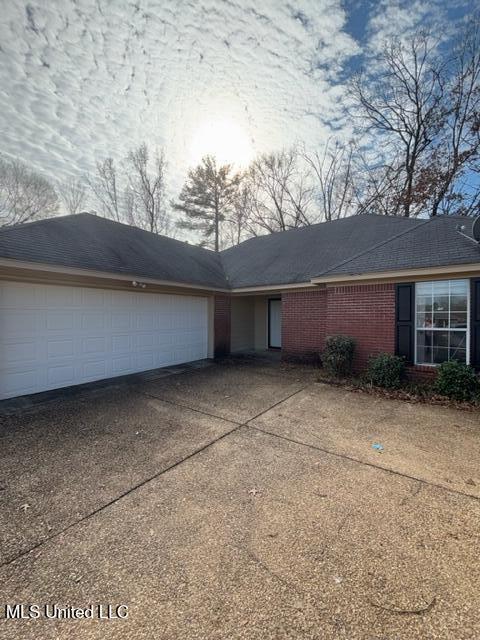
[
  {"left": 315, "top": 215, "right": 480, "bottom": 279},
  {"left": 220, "top": 215, "right": 424, "bottom": 287},
  {"left": 0, "top": 212, "right": 478, "bottom": 289},
  {"left": 0, "top": 213, "right": 228, "bottom": 289}
]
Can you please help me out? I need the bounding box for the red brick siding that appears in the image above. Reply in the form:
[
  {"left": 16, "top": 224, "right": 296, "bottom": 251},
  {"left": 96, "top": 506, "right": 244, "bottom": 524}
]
[
  {"left": 325, "top": 283, "right": 396, "bottom": 371},
  {"left": 282, "top": 289, "right": 327, "bottom": 361},
  {"left": 282, "top": 284, "right": 397, "bottom": 371},
  {"left": 214, "top": 294, "right": 231, "bottom": 357}
]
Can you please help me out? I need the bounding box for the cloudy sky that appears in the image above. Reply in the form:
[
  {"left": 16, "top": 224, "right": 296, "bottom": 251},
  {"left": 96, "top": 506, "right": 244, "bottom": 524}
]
[{"left": 0, "top": 0, "right": 474, "bottom": 197}]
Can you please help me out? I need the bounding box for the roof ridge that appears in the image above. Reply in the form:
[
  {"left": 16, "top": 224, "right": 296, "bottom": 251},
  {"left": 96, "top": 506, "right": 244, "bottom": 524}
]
[{"left": 314, "top": 216, "right": 433, "bottom": 278}]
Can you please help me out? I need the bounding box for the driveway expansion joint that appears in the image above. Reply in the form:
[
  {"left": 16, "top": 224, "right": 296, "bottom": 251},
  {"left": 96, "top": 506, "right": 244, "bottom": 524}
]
[
  {"left": 0, "top": 383, "right": 312, "bottom": 570},
  {"left": 248, "top": 425, "right": 480, "bottom": 504}
]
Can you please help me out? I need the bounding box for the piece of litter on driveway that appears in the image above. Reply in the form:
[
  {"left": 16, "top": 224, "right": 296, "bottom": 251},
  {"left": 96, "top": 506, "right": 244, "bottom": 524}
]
[
  {"left": 372, "top": 443, "right": 384, "bottom": 453},
  {"left": 19, "top": 503, "right": 31, "bottom": 512},
  {"left": 333, "top": 576, "right": 343, "bottom": 584},
  {"left": 248, "top": 488, "right": 261, "bottom": 496}
]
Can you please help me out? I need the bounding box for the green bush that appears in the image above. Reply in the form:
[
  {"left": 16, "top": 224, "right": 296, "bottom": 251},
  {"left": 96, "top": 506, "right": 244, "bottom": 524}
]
[
  {"left": 366, "top": 353, "right": 406, "bottom": 389},
  {"left": 322, "top": 335, "right": 356, "bottom": 377},
  {"left": 434, "top": 360, "right": 479, "bottom": 402}
]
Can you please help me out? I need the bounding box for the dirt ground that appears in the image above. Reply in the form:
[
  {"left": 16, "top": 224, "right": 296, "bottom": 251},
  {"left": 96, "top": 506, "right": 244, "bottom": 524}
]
[{"left": 1, "top": 357, "right": 479, "bottom": 639}]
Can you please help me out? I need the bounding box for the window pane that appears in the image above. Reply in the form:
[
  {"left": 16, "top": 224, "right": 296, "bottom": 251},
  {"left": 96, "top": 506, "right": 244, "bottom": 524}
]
[
  {"left": 433, "top": 281, "right": 450, "bottom": 296},
  {"left": 432, "top": 347, "right": 450, "bottom": 364},
  {"left": 449, "top": 349, "right": 467, "bottom": 364},
  {"left": 450, "top": 280, "right": 468, "bottom": 295},
  {"left": 416, "top": 295, "right": 433, "bottom": 312},
  {"left": 451, "top": 294, "right": 468, "bottom": 312},
  {"left": 416, "top": 312, "right": 433, "bottom": 328},
  {"left": 432, "top": 312, "right": 449, "bottom": 328},
  {"left": 432, "top": 296, "right": 449, "bottom": 313},
  {"left": 450, "top": 312, "right": 467, "bottom": 328},
  {"left": 416, "top": 282, "right": 433, "bottom": 296},
  {"left": 416, "top": 330, "right": 433, "bottom": 364},
  {"left": 432, "top": 331, "right": 449, "bottom": 348},
  {"left": 450, "top": 332, "right": 467, "bottom": 348},
  {"left": 449, "top": 332, "right": 467, "bottom": 363}
]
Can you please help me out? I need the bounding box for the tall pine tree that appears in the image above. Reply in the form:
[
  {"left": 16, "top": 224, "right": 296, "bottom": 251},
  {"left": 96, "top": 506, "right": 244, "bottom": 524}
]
[{"left": 173, "top": 155, "right": 241, "bottom": 251}]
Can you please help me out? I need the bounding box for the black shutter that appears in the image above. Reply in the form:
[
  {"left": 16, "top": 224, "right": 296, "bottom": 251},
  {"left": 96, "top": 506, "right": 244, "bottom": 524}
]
[
  {"left": 395, "top": 283, "right": 414, "bottom": 363},
  {"left": 471, "top": 279, "right": 480, "bottom": 369}
]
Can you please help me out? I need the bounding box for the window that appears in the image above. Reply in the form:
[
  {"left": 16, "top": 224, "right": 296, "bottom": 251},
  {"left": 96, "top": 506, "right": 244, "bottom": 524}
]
[{"left": 415, "top": 279, "right": 469, "bottom": 365}]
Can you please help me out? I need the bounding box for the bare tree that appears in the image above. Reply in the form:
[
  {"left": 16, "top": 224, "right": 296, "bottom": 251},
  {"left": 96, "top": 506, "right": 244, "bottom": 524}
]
[
  {"left": 0, "top": 156, "right": 59, "bottom": 226},
  {"left": 223, "top": 182, "right": 251, "bottom": 247},
  {"left": 418, "top": 19, "right": 480, "bottom": 216},
  {"left": 351, "top": 19, "right": 480, "bottom": 217},
  {"left": 243, "top": 149, "right": 314, "bottom": 234},
  {"left": 87, "top": 146, "right": 174, "bottom": 235},
  {"left": 351, "top": 32, "right": 444, "bottom": 217},
  {"left": 58, "top": 176, "right": 87, "bottom": 214},
  {"left": 87, "top": 157, "right": 122, "bottom": 221},
  {"left": 303, "top": 139, "right": 357, "bottom": 221},
  {"left": 125, "top": 144, "right": 170, "bottom": 234}
]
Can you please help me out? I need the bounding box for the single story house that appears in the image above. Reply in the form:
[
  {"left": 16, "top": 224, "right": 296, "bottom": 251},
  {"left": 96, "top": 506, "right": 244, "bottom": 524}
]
[{"left": 0, "top": 212, "right": 479, "bottom": 400}]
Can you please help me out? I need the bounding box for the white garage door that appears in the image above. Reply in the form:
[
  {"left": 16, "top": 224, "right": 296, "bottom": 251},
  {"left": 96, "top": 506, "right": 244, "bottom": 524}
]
[{"left": 0, "top": 281, "right": 209, "bottom": 400}]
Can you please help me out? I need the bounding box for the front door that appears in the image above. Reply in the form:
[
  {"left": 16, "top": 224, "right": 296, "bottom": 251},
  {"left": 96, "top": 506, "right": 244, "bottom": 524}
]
[{"left": 268, "top": 299, "right": 282, "bottom": 348}]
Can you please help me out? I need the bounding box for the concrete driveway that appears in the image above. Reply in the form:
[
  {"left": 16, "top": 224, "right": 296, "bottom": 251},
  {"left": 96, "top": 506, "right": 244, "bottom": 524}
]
[{"left": 1, "top": 357, "right": 480, "bottom": 639}]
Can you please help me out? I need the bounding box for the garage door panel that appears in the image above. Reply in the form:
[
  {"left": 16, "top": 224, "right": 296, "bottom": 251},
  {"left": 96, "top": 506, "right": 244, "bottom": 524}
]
[
  {"left": 112, "top": 312, "right": 132, "bottom": 330},
  {"left": 112, "top": 355, "right": 133, "bottom": 374},
  {"left": 47, "top": 338, "right": 75, "bottom": 359},
  {"left": 46, "top": 310, "right": 75, "bottom": 331},
  {"left": 112, "top": 334, "right": 132, "bottom": 353},
  {"left": 0, "top": 282, "right": 209, "bottom": 400},
  {"left": 3, "top": 368, "right": 39, "bottom": 397},
  {"left": 82, "top": 336, "right": 107, "bottom": 354},
  {"left": 47, "top": 364, "right": 76, "bottom": 386},
  {"left": 3, "top": 310, "right": 39, "bottom": 333},
  {"left": 1, "top": 339, "right": 37, "bottom": 363},
  {"left": 136, "top": 352, "right": 155, "bottom": 370},
  {"left": 82, "top": 360, "right": 107, "bottom": 381},
  {"left": 46, "top": 286, "right": 77, "bottom": 307},
  {"left": 81, "top": 312, "right": 105, "bottom": 330},
  {"left": 134, "top": 333, "right": 156, "bottom": 349}
]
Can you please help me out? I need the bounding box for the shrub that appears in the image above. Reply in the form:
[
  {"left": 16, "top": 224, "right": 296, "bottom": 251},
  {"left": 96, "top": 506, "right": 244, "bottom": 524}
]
[
  {"left": 366, "top": 353, "right": 406, "bottom": 389},
  {"left": 434, "top": 360, "right": 479, "bottom": 402},
  {"left": 322, "top": 335, "right": 356, "bottom": 377}
]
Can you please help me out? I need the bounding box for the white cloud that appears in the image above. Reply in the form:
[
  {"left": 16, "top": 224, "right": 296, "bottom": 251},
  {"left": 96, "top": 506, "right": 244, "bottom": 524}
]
[{"left": 0, "top": 0, "right": 359, "bottom": 197}]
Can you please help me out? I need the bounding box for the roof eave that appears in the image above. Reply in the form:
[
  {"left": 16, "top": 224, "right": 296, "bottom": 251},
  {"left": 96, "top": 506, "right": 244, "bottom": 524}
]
[
  {"left": 0, "top": 257, "right": 230, "bottom": 293},
  {"left": 311, "top": 262, "right": 480, "bottom": 284}
]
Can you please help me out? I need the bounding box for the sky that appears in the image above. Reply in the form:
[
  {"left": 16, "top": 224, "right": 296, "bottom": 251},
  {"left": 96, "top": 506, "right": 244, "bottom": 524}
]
[{"left": 0, "top": 0, "right": 474, "bottom": 200}]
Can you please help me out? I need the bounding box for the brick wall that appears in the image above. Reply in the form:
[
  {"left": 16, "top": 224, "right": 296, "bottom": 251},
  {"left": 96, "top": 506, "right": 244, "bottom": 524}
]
[
  {"left": 214, "top": 294, "right": 231, "bottom": 357},
  {"left": 282, "top": 289, "right": 327, "bottom": 362},
  {"left": 325, "top": 283, "right": 396, "bottom": 370},
  {"left": 281, "top": 284, "right": 396, "bottom": 371}
]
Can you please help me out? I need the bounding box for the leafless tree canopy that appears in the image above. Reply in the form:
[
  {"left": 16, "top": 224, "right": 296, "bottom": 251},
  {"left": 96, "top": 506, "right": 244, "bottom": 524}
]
[
  {"left": 87, "top": 145, "right": 172, "bottom": 235},
  {"left": 242, "top": 149, "right": 315, "bottom": 235},
  {"left": 0, "top": 156, "right": 59, "bottom": 227},
  {"left": 58, "top": 176, "right": 87, "bottom": 215},
  {"left": 351, "top": 19, "right": 480, "bottom": 217},
  {"left": 87, "top": 157, "right": 122, "bottom": 221},
  {"left": 125, "top": 144, "right": 170, "bottom": 235},
  {"left": 302, "top": 140, "right": 356, "bottom": 221}
]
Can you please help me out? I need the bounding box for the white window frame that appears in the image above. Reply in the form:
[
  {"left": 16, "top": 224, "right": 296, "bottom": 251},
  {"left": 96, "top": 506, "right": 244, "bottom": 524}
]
[{"left": 414, "top": 279, "right": 470, "bottom": 367}]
